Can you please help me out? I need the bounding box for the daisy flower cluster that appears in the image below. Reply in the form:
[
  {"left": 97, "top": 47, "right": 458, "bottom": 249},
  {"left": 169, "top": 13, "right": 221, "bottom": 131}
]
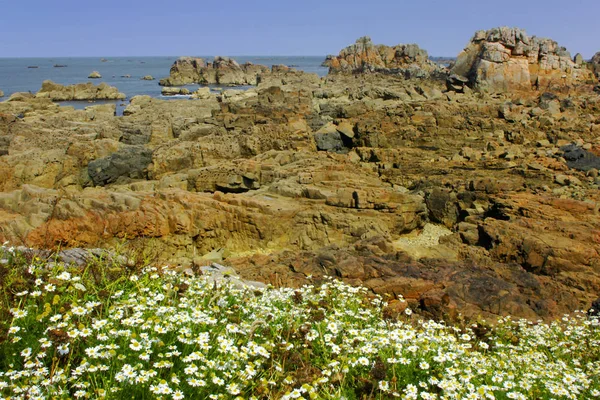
[{"left": 1, "top": 244, "right": 599, "bottom": 399}]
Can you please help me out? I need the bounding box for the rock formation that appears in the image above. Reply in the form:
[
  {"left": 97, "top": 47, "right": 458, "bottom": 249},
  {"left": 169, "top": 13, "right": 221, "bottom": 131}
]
[
  {"left": 450, "top": 27, "right": 594, "bottom": 92},
  {"left": 35, "top": 80, "right": 126, "bottom": 101},
  {"left": 141, "top": 75, "right": 154, "bottom": 80},
  {"left": 161, "top": 87, "right": 191, "bottom": 96},
  {"left": 591, "top": 51, "right": 600, "bottom": 79},
  {"left": 88, "top": 71, "right": 102, "bottom": 79},
  {"left": 323, "top": 36, "right": 440, "bottom": 78},
  {"left": 159, "top": 56, "right": 270, "bottom": 86},
  {"left": 1, "top": 46, "right": 599, "bottom": 322},
  {"left": 0, "top": 90, "right": 4, "bottom": 98}
]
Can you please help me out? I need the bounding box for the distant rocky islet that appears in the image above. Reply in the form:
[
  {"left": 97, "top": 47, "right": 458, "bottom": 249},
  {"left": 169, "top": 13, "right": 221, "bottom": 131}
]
[{"left": 1, "top": 26, "right": 600, "bottom": 321}]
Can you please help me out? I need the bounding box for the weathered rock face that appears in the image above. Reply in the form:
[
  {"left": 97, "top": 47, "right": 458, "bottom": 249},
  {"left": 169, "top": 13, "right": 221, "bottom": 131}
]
[
  {"left": 35, "top": 80, "right": 126, "bottom": 101},
  {"left": 323, "top": 36, "right": 440, "bottom": 78},
  {"left": 1, "top": 60, "right": 600, "bottom": 322},
  {"left": 451, "top": 27, "right": 594, "bottom": 92},
  {"left": 591, "top": 52, "right": 600, "bottom": 79},
  {"left": 159, "top": 56, "right": 270, "bottom": 86},
  {"left": 88, "top": 146, "right": 153, "bottom": 186}
]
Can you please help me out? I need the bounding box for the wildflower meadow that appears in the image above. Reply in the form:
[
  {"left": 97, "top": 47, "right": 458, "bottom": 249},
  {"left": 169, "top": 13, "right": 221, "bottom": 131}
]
[{"left": 1, "top": 243, "right": 599, "bottom": 399}]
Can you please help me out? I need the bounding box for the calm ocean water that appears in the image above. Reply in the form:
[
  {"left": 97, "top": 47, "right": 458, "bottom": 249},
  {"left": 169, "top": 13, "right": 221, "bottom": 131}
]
[{"left": 0, "top": 56, "right": 329, "bottom": 101}]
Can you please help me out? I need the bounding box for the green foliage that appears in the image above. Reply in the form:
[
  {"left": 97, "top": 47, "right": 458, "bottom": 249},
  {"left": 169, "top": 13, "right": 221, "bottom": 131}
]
[{"left": 1, "top": 244, "right": 599, "bottom": 399}]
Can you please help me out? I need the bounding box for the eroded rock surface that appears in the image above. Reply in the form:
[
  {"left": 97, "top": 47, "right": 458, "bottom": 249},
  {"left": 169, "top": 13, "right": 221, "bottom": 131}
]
[
  {"left": 451, "top": 27, "right": 594, "bottom": 92},
  {"left": 1, "top": 35, "right": 600, "bottom": 321},
  {"left": 159, "top": 56, "right": 270, "bottom": 86},
  {"left": 323, "top": 36, "right": 440, "bottom": 78}
]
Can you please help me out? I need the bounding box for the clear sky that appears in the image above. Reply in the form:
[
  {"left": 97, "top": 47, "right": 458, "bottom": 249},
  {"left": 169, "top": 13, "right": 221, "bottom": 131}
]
[{"left": 1, "top": 0, "right": 599, "bottom": 58}]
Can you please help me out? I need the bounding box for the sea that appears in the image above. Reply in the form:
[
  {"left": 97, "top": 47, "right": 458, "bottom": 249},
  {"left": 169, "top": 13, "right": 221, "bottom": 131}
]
[{"left": 0, "top": 56, "right": 329, "bottom": 110}]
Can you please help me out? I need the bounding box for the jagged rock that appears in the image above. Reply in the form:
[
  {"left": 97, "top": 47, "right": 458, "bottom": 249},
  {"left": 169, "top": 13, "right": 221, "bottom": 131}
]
[
  {"left": 323, "top": 36, "right": 440, "bottom": 78},
  {"left": 88, "top": 71, "right": 102, "bottom": 79},
  {"left": 451, "top": 27, "right": 594, "bottom": 92},
  {"left": 87, "top": 146, "right": 153, "bottom": 186},
  {"left": 159, "top": 56, "right": 270, "bottom": 86},
  {"left": 35, "top": 80, "right": 126, "bottom": 101}
]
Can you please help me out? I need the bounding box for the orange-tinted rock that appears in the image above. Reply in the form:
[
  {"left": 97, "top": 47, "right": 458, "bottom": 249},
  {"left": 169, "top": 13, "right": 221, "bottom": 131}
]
[
  {"left": 451, "top": 27, "right": 595, "bottom": 92},
  {"left": 323, "top": 36, "right": 439, "bottom": 78}
]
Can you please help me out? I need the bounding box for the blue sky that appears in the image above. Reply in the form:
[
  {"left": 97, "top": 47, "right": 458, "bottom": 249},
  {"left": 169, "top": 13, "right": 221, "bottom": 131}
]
[{"left": 1, "top": 0, "right": 599, "bottom": 58}]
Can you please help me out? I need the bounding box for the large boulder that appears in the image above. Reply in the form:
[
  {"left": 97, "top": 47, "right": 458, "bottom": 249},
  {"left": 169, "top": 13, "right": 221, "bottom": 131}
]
[
  {"left": 591, "top": 52, "right": 600, "bottom": 80},
  {"left": 323, "top": 36, "right": 440, "bottom": 78},
  {"left": 159, "top": 56, "right": 270, "bottom": 86},
  {"left": 35, "top": 80, "right": 126, "bottom": 101},
  {"left": 88, "top": 71, "right": 102, "bottom": 79},
  {"left": 87, "top": 146, "right": 153, "bottom": 186},
  {"left": 451, "top": 27, "right": 594, "bottom": 92}
]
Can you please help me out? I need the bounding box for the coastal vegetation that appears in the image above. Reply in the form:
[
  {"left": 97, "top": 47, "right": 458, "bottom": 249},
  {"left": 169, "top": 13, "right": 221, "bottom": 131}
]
[{"left": 1, "top": 243, "right": 599, "bottom": 399}]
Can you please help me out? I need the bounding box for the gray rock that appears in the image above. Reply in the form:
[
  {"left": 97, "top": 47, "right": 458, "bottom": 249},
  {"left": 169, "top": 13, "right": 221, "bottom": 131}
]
[
  {"left": 200, "top": 263, "right": 267, "bottom": 289},
  {"left": 561, "top": 144, "right": 600, "bottom": 172},
  {"left": 88, "top": 145, "right": 153, "bottom": 186},
  {"left": 314, "top": 131, "right": 346, "bottom": 152}
]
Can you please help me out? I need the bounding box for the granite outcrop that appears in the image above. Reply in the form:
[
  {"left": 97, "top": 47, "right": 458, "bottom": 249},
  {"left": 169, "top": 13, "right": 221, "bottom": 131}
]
[
  {"left": 35, "top": 80, "right": 126, "bottom": 101},
  {"left": 450, "top": 27, "right": 594, "bottom": 92},
  {"left": 323, "top": 36, "right": 440, "bottom": 79},
  {"left": 1, "top": 30, "right": 599, "bottom": 321},
  {"left": 159, "top": 56, "right": 270, "bottom": 86}
]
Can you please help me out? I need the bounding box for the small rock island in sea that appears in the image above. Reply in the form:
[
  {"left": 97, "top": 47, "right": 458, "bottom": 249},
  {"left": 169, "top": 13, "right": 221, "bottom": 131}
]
[{"left": 0, "top": 26, "right": 600, "bottom": 322}]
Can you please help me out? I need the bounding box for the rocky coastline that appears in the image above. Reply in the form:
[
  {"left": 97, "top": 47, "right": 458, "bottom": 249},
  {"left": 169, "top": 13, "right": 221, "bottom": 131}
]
[{"left": 0, "top": 26, "right": 599, "bottom": 321}]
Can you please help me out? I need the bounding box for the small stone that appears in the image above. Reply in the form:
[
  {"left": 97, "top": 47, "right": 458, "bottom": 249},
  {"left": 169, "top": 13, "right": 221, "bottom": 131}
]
[{"left": 555, "top": 174, "right": 569, "bottom": 185}]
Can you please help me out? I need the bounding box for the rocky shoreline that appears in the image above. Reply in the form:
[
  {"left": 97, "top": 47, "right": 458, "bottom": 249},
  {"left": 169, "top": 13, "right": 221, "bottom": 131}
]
[{"left": 0, "top": 26, "right": 599, "bottom": 321}]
